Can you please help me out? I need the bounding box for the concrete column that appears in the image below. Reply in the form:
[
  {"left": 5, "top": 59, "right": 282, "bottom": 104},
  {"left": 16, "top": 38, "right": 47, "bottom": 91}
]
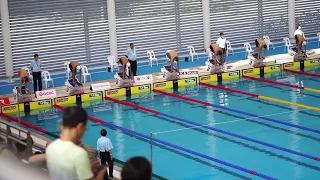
[
  {"left": 202, "top": 0, "right": 211, "bottom": 51},
  {"left": 288, "top": 0, "right": 296, "bottom": 40},
  {"left": 0, "top": 0, "right": 13, "bottom": 81},
  {"left": 107, "top": 0, "right": 118, "bottom": 58}
]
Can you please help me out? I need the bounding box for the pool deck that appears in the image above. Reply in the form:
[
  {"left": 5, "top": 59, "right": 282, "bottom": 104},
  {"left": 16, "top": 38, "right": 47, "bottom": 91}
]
[{"left": 1, "top": 48, "right": 320, "bottom": 103}]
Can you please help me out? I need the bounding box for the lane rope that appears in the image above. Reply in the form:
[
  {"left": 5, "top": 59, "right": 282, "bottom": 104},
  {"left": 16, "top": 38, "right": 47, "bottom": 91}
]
[
  {"left": 55, "top": 104, "right": 276, "bottom": 180},
  {"left": 242, "top": 75, "right": 320, "bottom": 93},
  {"left": 105, "top": 96, "right": 320, "bottom": 161},
  {"left": 152, "top": 89, "right": 320, "bottom": 135},
  {"left": 284, "top": 69, "right": 320, "bottom": 78},
  {"left": 199, "top": 82, "right": 320, "bottom": 112}
]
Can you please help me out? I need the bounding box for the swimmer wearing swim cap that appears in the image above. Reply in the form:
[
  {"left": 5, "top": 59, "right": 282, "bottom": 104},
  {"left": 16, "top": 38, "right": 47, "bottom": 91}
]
[
  {"left": 119, "top": 56, "right": 132, "bottom": 79},
  {"left": 254, "top": 38, "right": 267, "bottom": 59},
  {"left": 18, "top": 68, "right": 31, "bottom": 95},
  {"left": 166, "top": 50, "right": 180, "bottom": 73},
  {"left": 69, "top": 60, "right": 82, "bottom": 86},
  {"left": 209, "top": 43, "right": 225, "bottom": 66},
  {"left": 294, "top": 25, "right": 306, "bottom": 54}
]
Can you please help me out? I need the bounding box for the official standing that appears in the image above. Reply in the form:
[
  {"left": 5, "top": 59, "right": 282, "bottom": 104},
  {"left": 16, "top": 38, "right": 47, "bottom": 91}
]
[
  {"left": 97, "top": 128, "right": 114, "bottom": 179},
  {"left": 126, "top": 43, "right": 137, "bottom": 76},
  {"left": 216, "top": 32, "right": 227, "bottom": 56},
  {"left": 30, "top": 54, "right": 42, "bottom": 93}
]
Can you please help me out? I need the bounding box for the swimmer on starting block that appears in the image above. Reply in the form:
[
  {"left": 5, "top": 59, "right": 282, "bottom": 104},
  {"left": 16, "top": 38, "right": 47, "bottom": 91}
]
[
  {"left": 209, "top": 43, "right": 225, "bottom": 66},
  {"left": 166, "top": 50, "right": 180, "bottom": 73},
  {"left": 69, "top": 60, "right": 82, "bottom": 86},
  {"left": 254, "top": 38, "right": 267, "bottom": 59},
  {"left": 294, "top": 25, "right": 306, "bottom": 54},
  {"left": 118, "top": 56, "right": 132, "bottom": 79},
  {"left": 18, "top": 69, "right": 31, "bottom": 95}
]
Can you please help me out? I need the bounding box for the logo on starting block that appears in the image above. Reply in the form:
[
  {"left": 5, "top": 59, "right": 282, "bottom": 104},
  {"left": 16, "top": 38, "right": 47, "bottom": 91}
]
[
  {"left": 228, "top": 72, "right": 239, "bottom": 76},
  {"left": 179, "top": 70, "right": 199, "bottom": 78},
  {"left": 36, "top": 89, "right": 56, "bottom": 98},
  {"left": 138, "top": 85, "right": 150, "bottom": 90},
  {"left": 91, "top": 82, "right": 111, "bottom": 91},
  {"left": 89, "top": 93, "right": 101, "bottom": 97},
  {"left": 134, "top": 74, "right": 153, "bottom": 83},
  {"left": 185, "top": 79, "right": 196, "bottom": 83},
  {"left": 38, "top": 100, "right": 51, "bottom": 105}
]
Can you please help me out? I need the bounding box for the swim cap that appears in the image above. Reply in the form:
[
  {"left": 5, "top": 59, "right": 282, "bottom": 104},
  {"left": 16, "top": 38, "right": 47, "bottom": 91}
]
[
  {"left": 76, "top": 65, "right": 81, "bottom": 70},
  {"left": 126, "top": 62, "right": 131, "bottom": 68}
]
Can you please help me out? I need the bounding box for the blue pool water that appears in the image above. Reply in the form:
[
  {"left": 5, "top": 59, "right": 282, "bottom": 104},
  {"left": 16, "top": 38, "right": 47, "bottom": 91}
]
[{"left": 12, "top": 67, "right": 320, "bottom": 180}]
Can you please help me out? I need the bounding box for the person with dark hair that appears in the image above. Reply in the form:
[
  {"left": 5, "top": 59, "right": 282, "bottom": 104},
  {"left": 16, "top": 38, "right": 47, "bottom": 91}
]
[
  {"left": 121, "top": 156, "right": 152, "bottom": 180},
  {"left": 97, "top": 129, "right": 114, "bottom": 179},
  {"left": 254, "top": 38, "right": 267, "bottom": 59},
  {"left": 30, "top": 54, "right": 42, "bottom": 93},
  {"left": 209, "top": 43, "right": 225, "bottom": 66},
  {"left": 46, "top": 106, "right": 107, "bottom": 180},
  {"left": 18, "top": 68, "right": 31, "bottom": 95},
  {"left": 69, "top": 60, "right": 82, "bottom": 86},
  {"left": 216, "top": 32, "right": 227, "bottom": 55},
  {"left": 166, "top": 50, "right": 180, "bottom": 73},
  {"left": 118, "top": 56, "right": 132, "bottom": 79},
  {"left": 125, "top": 43, "right": 137, "bottom": 76}
]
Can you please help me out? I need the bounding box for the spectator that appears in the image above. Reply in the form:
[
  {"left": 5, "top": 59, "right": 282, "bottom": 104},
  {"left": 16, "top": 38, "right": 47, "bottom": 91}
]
[
  {"left": 30, "top": 54, "right": 42, "bottom": 94},
  {"left": 97, "top": 129, "right": 114, "bottom": 179},
  {"left": 125, "top": 43, "right": 137, "bottom": 76},
  {"left": 0, "top": 136, "right": 16, "bottom": 158},
  {"left": 121, "top": 156, "right": 152, "bottom": 180},
  {"left": 46, "top": 106, "right": 106, "bottom": 180}
]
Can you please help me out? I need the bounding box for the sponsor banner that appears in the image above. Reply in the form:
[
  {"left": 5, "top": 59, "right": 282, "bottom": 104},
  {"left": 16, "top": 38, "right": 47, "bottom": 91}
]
[
  {"left": 179, "top": 70, "right": 199, "bottom": 78},
  {"left": 264, "top": 64, "right": 282, "bottom": 74},
  {"left": 54, "top": 96, "right": 76, "bottom": 105},
  {"left": 153, "top": 81, "right": 173, "bottom": 90},
  {"left": 134, "top": 74, "right": 153, "bottom": 83},
  {"left": 199, "top": 74, "right": 218, "bottom": 83},
  {"left": 81, "top": 91, "right": 103, "bottom": 102},
  {"left": 0, "top": 97, "right": 11, "bottom": 106},
  {"left": 283, "top": 62, "right": 300, "bottom": 70},
  {"left": 304, "top": 59, "right": 320, "bottom": 67},
  {"left": 105, "top": 88, "right": 126, "bottom": 97},
  {"left": 1, "top": 103, "right": 24, "bottom": 114},
  {"left": 221, "top": 71, "right": 240, "bottom": 81},
  {"left": 242, "top": 68, "right": 260, "bottom": 76},
  {"left": 30, "top": 99, "right": 52, "bottom": 110},
  {"left": 91, "top": 82, "right": 111, "bottom": 91},
  {"left": 131, "top": 84, "right": 152, "bottom": 94},
  {"left": 178, "top": 77, "right": 197, "bottom": 87},
  {"left": 36, "top": 89, "right": 56, "bottom": 98}
]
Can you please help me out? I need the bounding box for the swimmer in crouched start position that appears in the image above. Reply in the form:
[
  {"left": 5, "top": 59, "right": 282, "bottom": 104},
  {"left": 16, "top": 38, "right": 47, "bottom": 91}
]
[
  {"left": 209, "top": 43, "right": 225, "bottom": 66},
  {"left": 254, "top": 38, "right": 267, "bottom": 59},
  {"left": 69, "top": 60, "right": 82, "bottom": 86},
  {"left": 18, "top": 69, "right": 31, "bottom": 95},
  {"left": 119, "top": 56, "right": 132, "bottom": 79},
  {"left": 166, "top": 50, "right": 180, "bottom": 73}
]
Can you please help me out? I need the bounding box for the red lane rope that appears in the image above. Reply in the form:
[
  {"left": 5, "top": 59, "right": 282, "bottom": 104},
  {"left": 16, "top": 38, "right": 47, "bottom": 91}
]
[
  {"left": 199, "top": 82, "right": 260, "bottom": 97},
  {"left": 284, "top": 69, "right": 320, "bottom": 78},
  {"left": 0, "top": 112, "right": 47, "bottom": 133},
  {"left": 104, "top": 97, "right": 159, "bottom": 115},
  {"left": 242, "top": 75, "right": 304, "bottom": 89},
  {"left": 153, "top": 89, "right": 211, "bottom": 106}
]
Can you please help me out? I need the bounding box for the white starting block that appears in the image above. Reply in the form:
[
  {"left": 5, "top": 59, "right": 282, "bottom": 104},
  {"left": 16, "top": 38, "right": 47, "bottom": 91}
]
[
  {"left": 114, "top": 72, "right": 132, "bottom": 87},
  {"left": 65, "top": 79, "right": 84, "bottom": 95},
  {"left": 205, "top": 59, "right": 224, "bottom": 73},
  {"left": 248, "top": 53, "right": 265, "bottom": 67},
  {"left": 13, "top": 86, "right": 32, "bottom": 102},
  {"left": 161, "top": 65, "right": 179, "bottom": 80}
]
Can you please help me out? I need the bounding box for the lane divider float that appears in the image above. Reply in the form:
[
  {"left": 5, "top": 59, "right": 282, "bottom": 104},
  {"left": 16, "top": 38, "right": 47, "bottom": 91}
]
[
  {"left": 199, "top": 82, "right": 320, "bottom": 112},
  {"left": 284, "top": 69, "right": 320, "bottom": 78}
]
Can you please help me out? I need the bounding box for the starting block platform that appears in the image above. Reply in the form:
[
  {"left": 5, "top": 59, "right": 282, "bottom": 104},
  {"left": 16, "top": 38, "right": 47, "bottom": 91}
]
[
  {"left": 13, "top": 86, "right": 32, "bottom": 102},
  {"left": 248, "top": 53, "right": 265, "bottom": 67},
  {"left": 65, "top": 79, "right": 84, "bottom": 95},
  {"left": 205, "top": 59, "right": 224, "bottom": 73},
  {"left": 114, "top": 72, "right": 133, "bottom": 87},
  {"left": 161, "top": 65, "right": 179, "bottom": 80}
]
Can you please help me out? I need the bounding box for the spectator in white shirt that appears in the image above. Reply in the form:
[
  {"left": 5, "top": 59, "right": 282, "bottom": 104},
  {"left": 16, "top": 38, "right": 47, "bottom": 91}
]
[
  {"left": 216, "top": 32, "right": 227, "bottom": 55},
  {"left": 294, "top": 25, "right": 306, "bottom": 53},
  {"left": 97, "top": 129, "right": 114, "bottom": 179},
  {"left": 46, "top": 106, "right": 107, "bottom": 180},
  {"left": 125, "top": 43, "right": 137, "bottom": 76}
]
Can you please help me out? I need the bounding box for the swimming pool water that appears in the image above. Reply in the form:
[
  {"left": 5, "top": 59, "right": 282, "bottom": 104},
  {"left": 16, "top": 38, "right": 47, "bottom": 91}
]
[{"left": 15, "top": 67, "right": 320, "bottom": 180}]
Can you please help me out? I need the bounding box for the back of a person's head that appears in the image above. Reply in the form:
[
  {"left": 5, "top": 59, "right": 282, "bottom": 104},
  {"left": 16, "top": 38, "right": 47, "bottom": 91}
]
[
  {"left": 121, "top": 156, "right": 152, "bottom": 180},
  {"left": 62, "top": 106, "right": 88, "bottom": 128},
  {"left": 100, "top": 129, "right": 107, "bottom": 136}
]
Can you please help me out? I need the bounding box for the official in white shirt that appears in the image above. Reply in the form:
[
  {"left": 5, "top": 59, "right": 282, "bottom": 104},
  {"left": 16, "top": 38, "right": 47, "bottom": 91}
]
[
  {"left": 294, "top": 25, "right": 306, "bottom": 53},
  {"left": 29, "top": 54, "right": 42, "bottom": 93},
  {"left": 216, "top": 32, "right": 227, "bottom": 55},
  {"left": 125, "top": 43, "right": 137, "bottom": 76},
  {"left": 97, "top": 129, "right": 114, "bottom": 179}
]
